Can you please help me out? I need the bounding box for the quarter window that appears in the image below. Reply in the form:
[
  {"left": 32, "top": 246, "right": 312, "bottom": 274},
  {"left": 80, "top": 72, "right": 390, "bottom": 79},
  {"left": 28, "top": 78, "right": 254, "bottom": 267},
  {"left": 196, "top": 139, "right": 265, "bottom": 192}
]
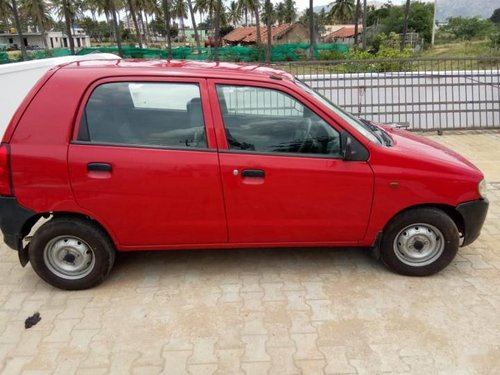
[
  {"left": 217, "top": 85, "right": 340, "bottom": 156},
  {"left": 79, "top": 82, "right": 207, "bottom": 148}
]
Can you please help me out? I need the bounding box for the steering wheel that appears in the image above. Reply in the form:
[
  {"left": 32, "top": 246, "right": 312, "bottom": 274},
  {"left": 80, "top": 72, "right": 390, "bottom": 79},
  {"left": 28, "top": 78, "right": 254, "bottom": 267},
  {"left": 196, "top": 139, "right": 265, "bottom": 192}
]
[{"left": 298, "top": 117, "right": 313, "bottom": 153}]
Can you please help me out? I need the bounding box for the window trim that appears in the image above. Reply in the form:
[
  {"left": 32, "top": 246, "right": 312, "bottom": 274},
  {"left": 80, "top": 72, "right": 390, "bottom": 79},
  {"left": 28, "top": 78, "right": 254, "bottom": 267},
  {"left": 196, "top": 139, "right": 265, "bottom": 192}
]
[
  {"left": 211, "top": 80, "right": 343, "bottom": 158},
  {"left": 71, "top": 140, "right": 217, "bottom": 153},
  {"left": 72, "top": 76, "right": 217, "bottom": 150}
]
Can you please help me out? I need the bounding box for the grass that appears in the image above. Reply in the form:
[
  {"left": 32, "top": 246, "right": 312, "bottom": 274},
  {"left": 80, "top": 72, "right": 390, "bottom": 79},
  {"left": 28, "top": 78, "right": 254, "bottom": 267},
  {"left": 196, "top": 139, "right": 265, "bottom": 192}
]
[{"left": 419, "top": 40, "right": 500, "bottom": 58}]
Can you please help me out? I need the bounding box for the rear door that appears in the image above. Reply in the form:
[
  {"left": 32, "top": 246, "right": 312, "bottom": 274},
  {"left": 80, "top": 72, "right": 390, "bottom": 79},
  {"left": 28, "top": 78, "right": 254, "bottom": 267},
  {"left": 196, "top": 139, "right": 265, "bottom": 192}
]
[
  {"left": 209, "top": 80, "right": 374, "bottom": 244},
  {"left": 68, "top": 77, "right": 227, "bottom": 249}
]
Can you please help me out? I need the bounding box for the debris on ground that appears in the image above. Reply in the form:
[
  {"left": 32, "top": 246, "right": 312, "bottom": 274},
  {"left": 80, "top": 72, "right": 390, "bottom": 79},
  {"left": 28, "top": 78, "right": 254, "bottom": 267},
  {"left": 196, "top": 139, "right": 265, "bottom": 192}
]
[{"left": 24, "top": 312, "right": 41, "bottom": 329}]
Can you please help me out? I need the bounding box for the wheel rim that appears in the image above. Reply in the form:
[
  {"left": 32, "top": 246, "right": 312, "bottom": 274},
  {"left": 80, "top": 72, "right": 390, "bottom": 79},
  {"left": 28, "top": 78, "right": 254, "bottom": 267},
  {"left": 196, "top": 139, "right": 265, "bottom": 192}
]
[
  {"left": 393, "top": 223, "right": 445, "bottom": 267},
  {"left": 43, "top": 236, "right": 95, "bottom": 280}
]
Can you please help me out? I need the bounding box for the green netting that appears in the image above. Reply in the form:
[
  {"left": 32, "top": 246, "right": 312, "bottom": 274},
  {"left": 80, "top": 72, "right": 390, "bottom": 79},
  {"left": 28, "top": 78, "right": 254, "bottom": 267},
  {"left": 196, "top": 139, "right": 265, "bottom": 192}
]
[
  {"left": 76, "top": 43, "right": 349, "bottom": 62},
  {"left": 0, "top": 43, "right": 349, "bottom": 64},
  {"left": 0, "top": 51, "right": 9, "bottom": 64}
]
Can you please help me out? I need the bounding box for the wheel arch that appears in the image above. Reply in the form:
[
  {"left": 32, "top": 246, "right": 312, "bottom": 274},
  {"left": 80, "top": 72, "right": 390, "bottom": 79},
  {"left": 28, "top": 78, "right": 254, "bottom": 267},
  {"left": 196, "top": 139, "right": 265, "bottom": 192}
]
[
  {"left": 371, "top": 203, "right": 465, "bottom": 256},
  {"left": 384, "top": 203, "right": 465, "bottom": 239},
  {"left": 20, "top": 211, "right": 118, "bottom": 265}
]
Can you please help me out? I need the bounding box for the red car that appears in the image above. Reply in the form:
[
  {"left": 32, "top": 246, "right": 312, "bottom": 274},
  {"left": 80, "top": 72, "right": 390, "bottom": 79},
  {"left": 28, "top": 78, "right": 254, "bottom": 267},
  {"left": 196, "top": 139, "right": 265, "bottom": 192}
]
[{"left": 0, "top": 60, "right": 488, "bottom": 290}]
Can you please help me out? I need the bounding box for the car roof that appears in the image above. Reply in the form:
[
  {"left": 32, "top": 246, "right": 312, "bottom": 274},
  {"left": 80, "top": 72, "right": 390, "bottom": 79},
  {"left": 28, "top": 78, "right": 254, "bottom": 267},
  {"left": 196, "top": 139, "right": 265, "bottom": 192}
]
[{"left": 61, "top": 58, "right": 294, "bottom": 82}]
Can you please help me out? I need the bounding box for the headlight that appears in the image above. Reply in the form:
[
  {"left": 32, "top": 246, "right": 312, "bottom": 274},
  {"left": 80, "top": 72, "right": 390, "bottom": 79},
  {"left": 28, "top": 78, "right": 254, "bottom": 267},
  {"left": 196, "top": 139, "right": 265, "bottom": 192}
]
[{"left": 478, "top": 179, "right": 487, "bottom": 198}]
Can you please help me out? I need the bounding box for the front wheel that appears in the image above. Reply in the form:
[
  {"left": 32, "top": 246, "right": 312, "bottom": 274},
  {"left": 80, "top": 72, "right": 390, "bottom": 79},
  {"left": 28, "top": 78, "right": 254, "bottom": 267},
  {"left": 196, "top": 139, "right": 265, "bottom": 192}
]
[
  {"left": 380, "top": 208, "right": 459, "bottom": 276},
  {"left": 29, "top": 217, "right": 115, "bottom": 290}
]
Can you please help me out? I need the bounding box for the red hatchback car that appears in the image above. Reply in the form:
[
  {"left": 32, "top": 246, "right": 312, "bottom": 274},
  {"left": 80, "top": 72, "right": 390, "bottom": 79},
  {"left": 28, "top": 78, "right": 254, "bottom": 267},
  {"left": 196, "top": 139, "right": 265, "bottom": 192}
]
[{"left": 0, "top": 60, "right": 488, "bottom": 289}]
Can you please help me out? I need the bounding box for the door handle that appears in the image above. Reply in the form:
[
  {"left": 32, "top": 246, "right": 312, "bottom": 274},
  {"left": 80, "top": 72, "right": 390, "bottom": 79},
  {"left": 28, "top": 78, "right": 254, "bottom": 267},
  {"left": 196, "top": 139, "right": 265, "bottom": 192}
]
[
  {"left": 87, "top": 162, "right": 112, "bottom": 172},
  {"left": 242, "top": 169, "right": 265, "bottom": 178}
]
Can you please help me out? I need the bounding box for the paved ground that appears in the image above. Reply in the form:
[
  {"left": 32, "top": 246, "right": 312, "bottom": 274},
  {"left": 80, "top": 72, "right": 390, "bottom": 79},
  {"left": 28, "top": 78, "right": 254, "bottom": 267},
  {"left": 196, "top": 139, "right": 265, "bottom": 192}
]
[{"left": 1, "top": 131, "right": 499, "bottom": 374}]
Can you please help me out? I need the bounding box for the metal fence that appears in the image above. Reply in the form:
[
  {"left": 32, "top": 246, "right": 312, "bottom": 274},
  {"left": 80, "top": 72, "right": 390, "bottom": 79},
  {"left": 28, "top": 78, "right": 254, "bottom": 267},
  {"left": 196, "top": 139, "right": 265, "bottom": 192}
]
[{"left": 276, "top": 57, "right": 500, "bottom": 131}]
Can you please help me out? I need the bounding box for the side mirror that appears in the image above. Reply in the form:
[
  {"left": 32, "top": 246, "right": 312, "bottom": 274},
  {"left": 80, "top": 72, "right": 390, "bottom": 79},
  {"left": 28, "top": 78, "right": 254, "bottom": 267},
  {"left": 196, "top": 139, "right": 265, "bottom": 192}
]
[{"left": 341, "top": 130, "right": 369, "bottom": 161}]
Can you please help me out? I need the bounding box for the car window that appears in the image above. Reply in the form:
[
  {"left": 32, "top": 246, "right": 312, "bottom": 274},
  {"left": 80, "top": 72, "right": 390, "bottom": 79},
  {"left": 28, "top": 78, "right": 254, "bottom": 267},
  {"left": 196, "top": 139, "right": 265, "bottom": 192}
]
[
  {"left": 79, "top": 82, "right": 207, "bottom": 148},
  {"left": 217, "top": 85, "right": 340, "bottom": 156}
]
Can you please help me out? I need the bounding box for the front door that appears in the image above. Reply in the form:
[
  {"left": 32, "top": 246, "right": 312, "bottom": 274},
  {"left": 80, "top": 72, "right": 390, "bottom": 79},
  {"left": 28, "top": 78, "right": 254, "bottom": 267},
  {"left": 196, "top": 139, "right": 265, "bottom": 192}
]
[
  {"left": 68, "top": 78, "right": 227, "bottom": 248},
  {"left": 210, "top": 81, "right": 374, "bottom": 244}
]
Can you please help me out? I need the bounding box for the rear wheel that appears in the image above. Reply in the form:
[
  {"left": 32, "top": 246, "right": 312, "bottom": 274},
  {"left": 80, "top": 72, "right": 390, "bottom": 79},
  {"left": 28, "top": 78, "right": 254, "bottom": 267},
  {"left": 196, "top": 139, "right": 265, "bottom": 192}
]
[
  {"left": 29, "top": 217, "right": 115, "bottom": 290},
  {"left": 380, "top": 208, "right": 459, "bottom": 276}
]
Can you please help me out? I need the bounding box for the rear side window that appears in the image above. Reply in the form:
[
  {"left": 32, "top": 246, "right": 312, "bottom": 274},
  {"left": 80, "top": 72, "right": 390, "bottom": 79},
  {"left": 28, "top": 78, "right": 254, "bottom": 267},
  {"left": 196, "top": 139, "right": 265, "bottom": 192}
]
[{"left": 78, "top": 82, "right": 207, "bottom": 149}]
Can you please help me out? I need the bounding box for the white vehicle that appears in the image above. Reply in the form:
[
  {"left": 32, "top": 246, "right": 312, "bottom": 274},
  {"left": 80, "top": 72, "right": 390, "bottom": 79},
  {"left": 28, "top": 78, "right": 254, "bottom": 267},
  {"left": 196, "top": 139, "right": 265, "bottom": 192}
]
[{"left": 0, "top": 53, "right": 119, "bottom": 136}]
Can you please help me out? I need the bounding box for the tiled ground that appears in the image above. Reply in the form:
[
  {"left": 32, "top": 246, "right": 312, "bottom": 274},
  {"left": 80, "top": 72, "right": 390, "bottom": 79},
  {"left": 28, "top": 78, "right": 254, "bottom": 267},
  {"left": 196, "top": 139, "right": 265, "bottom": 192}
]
[{"left": 1, "top": 131, "right": 499, "bottom": 374}]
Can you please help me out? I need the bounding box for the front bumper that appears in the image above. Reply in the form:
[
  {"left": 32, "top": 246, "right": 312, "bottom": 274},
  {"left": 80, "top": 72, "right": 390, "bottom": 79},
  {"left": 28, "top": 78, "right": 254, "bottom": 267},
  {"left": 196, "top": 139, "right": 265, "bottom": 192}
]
[
  {"left": 457, "top": 199, "right": 489, "bottom": 247},
  {"left": 0, "top": 196, "right": 36, "bottom": 251}
]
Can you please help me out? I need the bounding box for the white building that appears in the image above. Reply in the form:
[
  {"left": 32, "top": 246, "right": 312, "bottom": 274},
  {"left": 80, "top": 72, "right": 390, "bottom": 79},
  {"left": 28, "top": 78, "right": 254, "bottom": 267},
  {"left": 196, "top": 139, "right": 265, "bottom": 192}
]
[{"left": 0, "top": 28, "right": 90, "bottom": 50}]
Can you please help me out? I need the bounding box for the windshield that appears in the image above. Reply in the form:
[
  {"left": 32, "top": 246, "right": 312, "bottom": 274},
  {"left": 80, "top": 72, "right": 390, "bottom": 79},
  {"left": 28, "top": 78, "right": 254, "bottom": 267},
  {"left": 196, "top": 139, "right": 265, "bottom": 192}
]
[{"left": 294, "top": 79, "right": 382, "bottom": 145}]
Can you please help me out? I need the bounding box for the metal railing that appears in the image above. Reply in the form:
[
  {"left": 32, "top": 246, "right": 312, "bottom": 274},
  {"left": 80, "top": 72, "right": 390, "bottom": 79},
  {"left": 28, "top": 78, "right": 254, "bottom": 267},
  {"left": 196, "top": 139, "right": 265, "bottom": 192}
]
[{"left": 275, "top": 57, "right": 500, "bottom": 131}]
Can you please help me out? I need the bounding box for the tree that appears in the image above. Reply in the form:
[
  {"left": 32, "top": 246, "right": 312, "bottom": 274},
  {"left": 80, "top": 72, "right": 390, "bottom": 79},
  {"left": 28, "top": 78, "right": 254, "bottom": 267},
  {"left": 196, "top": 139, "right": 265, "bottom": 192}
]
[
  {"left": 275, "top": 2, "right": 285, "bottom": 24},
  {"left": 367, "top": 1, "right": 435, "bottom": 44},
  {"left": 10, "top": 0, "right": 28, "bottom": 60},
  {"left": 441, "top": 17, "right": 494, "bottom": 40},
  {"left": 328, "top": 0, "right": 354, "bottom": 24},
  {"left": 489, "top": 8, "right": 500, "bottom": 24},
  {"left": 62, "top": 0, "right": 76, "bottom": 54},
  {"left": 283, "top": 0, "right": 296, "bottom": 23},
  {"left": 162, "top": 0, "right": 172, "bottom": 58},
  {"left": 353, "top": 0, "right": 360, "bottom": 45},
  {"left": 187, "top": 0, "right": 201, "bottom": 48},
  {"left": 125, "top": 0, "right": 143, "bottom": 47},
  {"left": 264, "top": 0, "right": 272, "bottom": 62},
  {"left": 401, "top": 0, "right": 410, "bottom": 51},
  {"left": 308, "top": 0, "right": 314, "bottom": 60},
  {"left": 20, "top": 0, "right": 52, "bottom": 51},
  {"left": 173, "top": 0, "right": 188, "bottom": 41}
]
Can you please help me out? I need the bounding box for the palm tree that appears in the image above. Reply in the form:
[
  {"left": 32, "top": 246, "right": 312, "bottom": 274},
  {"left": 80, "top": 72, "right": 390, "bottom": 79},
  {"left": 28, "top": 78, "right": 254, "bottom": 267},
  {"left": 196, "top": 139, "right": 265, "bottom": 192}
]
[
  {"left": 162, "top": 0, "right": 172, "bottom": 58},
  {"left": 264, "top": 0, "right": 271, "bottom": 62},
  {"left": 283, "top": 0, "right": 295, "bottom": 23},
  {"left": 125, "top": 0, "right": 143, "bottom": 47},
  {"left": 275, "top": 2, "right": 285, "bottom": 24},
  {"left": 173, "top": 0, "right": 187, "bottom": 41},
  {"left": 353, "top": 0, "right": 360, "bottom": 45},
  {"left": 0, "top": 0, "right": 12, "bottom": 27},
  {"left": 213, "top": 0, "right": 221, "bottom": 60},
  {"left": 401, "top": 0, "right": 410, "bottom": 51},
  {"left": 238, "top": 0, "right": 261, "bottom": 45},
  {"left": 308, "top": 0, "right": 314, "bottom": 60},
  {"left": 107, "top": 0, "right": 123, "bottom": 55},
  {"left": 20, "top": 0, "right": 52, "bottom": 52},
  {"left": 328, "top": 0, "right": 354, "bottom": 24},
  {"left": 51, "top": 0, "right": 77, "bottom": 54},
  {"left": 10, "top": 0, "right": 28, "bottom": 60},
  {"left": 187, "top": 0, "right": 201, "bottom": 48},
  {"left": 227, "top": 0, "right": 241, "bottom": 27},
  {"left": 252, "top": 0, "right": 261, "bottom": 46}
]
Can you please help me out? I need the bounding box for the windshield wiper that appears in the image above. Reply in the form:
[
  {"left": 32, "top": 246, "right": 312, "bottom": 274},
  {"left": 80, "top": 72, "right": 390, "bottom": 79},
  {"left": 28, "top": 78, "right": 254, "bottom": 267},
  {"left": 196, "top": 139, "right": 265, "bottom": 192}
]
[{"left": 359, "top": 119, "right": 393, "bottom": 146}]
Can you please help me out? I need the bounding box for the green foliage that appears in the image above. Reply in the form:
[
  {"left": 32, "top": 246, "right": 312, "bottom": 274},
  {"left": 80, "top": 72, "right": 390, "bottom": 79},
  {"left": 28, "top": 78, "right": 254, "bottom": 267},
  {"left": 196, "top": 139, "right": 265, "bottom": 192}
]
[
  {"left": 440, "top": 17, "right": 495, "bottom": 41},
  {"left": 490, "top": 25, "right": 500, "bottom": 48},
  {"left": 317, "top": 49, "right": 347, "bottom": 61},
  {"left": 328, "top": 0, "right": 355, "bottom": 24},
  {"left": 327, "top": 33, "right": 413, "bottom": 73},
  {"left": 367, "top": 1, "right": 434, "bottom": 44}
]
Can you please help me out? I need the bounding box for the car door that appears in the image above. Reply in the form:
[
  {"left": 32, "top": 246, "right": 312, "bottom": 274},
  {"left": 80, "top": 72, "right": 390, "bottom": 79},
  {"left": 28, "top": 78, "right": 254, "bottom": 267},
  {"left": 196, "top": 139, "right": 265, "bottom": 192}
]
[
  {"left": 68, "top": 77, "right": 227, "bottom": 249},
  {"left": 209, "top": 80, "right": 374, "bottom": 244}
]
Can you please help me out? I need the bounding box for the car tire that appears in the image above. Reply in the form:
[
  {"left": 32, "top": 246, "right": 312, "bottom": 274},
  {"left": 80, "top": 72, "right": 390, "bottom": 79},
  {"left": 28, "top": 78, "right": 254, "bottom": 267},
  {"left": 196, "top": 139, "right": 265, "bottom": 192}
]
[
  {"left": 380, "top": 208, "right": 459, "bottom": 276},
  {"left": 29, "top": 217, "right": 115, "bottom": 290}
]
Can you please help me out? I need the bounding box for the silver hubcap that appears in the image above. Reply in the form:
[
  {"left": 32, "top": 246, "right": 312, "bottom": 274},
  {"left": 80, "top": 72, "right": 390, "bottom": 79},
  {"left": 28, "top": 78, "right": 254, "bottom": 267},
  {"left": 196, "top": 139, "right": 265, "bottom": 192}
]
[
  {"left": 43, "top": 236, "right": 95, "bottom": 279},
  {"left": 393, "top": 223, "right": 445, "bottom": 267}
]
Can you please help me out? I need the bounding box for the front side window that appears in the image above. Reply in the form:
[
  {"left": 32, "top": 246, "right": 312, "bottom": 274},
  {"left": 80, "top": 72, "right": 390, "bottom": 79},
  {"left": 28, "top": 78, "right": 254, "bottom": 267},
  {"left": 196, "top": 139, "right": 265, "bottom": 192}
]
[
  {"left": 216, "top": 85, "right": 341, "bottom": 156},
  {"left": 79, "top": 82, "right": 207, "bottom": 148}
]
